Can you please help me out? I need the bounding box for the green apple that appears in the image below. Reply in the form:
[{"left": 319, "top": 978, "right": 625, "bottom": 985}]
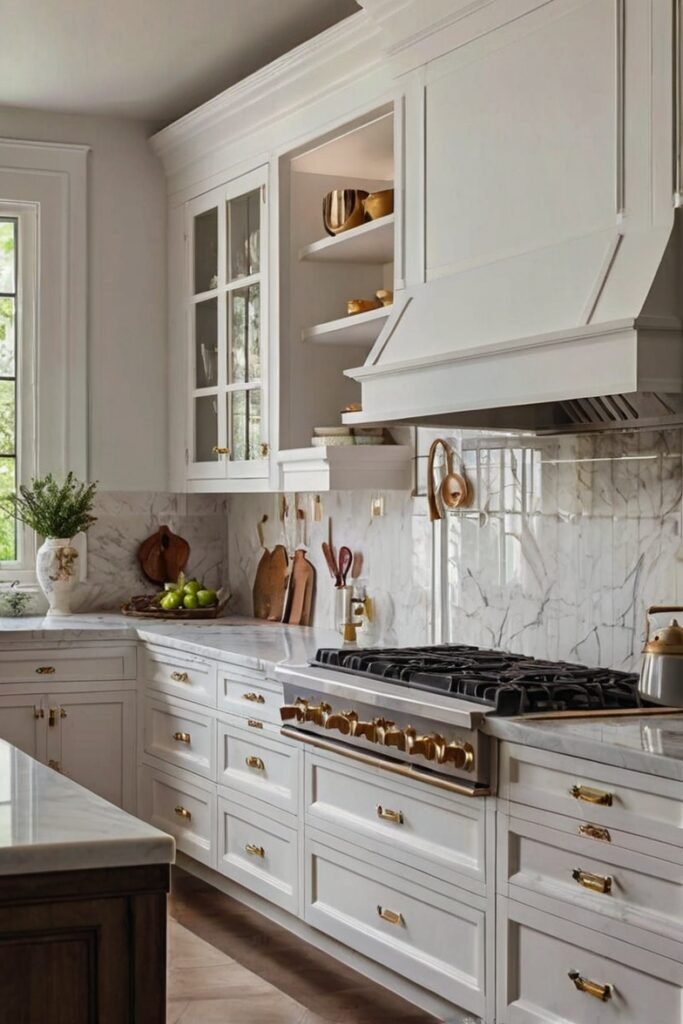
[
  {"left": 183, "top": 593, "right": 199, "bottom": 609},
  {"left": 183, "top": 579, "right": 201, "bottom": 596},
  {"left": 161, "top": 591, "right": 182, "bottom": 611},
  {"left": 197, "top": 588, "right": 217, "bottom": 608}
]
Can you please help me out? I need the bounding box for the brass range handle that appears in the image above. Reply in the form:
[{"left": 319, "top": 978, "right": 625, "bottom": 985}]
[
  {"left": 171, "top": 671, "right": 189, "bottom": 683},
  {"left": 173, "top": 731, "right": 191, "bottom": 744},
  {"left": 35, "top": 666, "right": 56, "bottom": 675},
  {"left": 174, "top": 805, "right": 192, "bottom": 821},
  {"left": 377, "top": 905, "right": 403, "bottom": 926},
  {"left": 568, "top": 970, "right": 612, "bottom": 1002},
  {"left": 245, "top": 755, "right": 265, "bottom": 771},
  {"left": 570, "top": 784, "right": 613, "bottom": 807},
  {"left": 572, "top": 868, "right": 612, "bottom": 894},
  {"left": 243, "top": 692, "right": 265, "bottom": 704},
  {"left": 245, "top": 843, "right": 265, "bottom": 858},
  {"left": 376, "top": 805, "right": 404, "bottom": 825},
  {"left": 212, "top": 446, "right": 230, "bottom": 455}
]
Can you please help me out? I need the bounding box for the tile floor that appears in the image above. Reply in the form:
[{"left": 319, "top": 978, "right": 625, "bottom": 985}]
[{"left": 168, "top": 868, "right": 442, "bottom": 1024}]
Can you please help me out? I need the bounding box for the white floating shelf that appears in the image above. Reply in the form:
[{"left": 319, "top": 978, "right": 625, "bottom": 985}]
[
  {"left": 298, "top": 215, "right": 395, "bottom": 264},
  {"left": 302, "top": 305, "right": 391, "bottom": 346},
  {"left": 277, "top": 444, "right": 413, "bottom": 492}
]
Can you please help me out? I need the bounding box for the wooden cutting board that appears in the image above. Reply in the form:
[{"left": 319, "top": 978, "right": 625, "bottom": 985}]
[
  {"left": 137, "top": 525, "right": 190, "bottom": 584},
  {"left": 252, "top": 544, "right": 289, "bottom": 621},
  {"left": 287, "top": 549, "right": 315, "bottom": 627}
]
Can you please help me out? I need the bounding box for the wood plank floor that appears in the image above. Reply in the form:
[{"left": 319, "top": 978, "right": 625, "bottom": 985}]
[{"left": 169, "top": 868, "right": 443, "bottom": 1024}]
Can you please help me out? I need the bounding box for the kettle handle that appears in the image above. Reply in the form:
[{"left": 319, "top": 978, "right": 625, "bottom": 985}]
[{"left": 645, "top": 605, "right": 683, "bottom": 639}]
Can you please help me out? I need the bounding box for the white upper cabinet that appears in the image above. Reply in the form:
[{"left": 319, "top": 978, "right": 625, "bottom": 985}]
[{"left": 186, "top": 167, "right": 269, "bottom": 484}]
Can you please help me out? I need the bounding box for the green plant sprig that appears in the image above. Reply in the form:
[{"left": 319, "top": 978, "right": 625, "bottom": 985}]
[{"left": 0, "top": 472, "right": 98, "bottom": 538}]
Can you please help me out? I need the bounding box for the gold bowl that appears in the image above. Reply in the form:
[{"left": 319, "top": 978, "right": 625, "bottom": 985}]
[
  {"left": 363, "top": 188, "right": 394, "bottom": 220},
  {"left": 322, "top": 189, "right": 369, "bottom": 236}
]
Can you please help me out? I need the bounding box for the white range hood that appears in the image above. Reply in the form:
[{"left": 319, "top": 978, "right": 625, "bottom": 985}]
[{"left": 346, "top": 0, "right": 683, "bottom": 433}]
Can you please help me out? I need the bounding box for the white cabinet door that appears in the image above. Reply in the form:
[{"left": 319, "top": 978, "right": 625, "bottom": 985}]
[
  {"left": 186, "top": 166, "right": 270, "bottom": 484},
  {"left": 0, "top": 694, "right": 46, "bottom": 761},
  {"left": 49, "top": 691, "right": 136, "bottom": 811}
]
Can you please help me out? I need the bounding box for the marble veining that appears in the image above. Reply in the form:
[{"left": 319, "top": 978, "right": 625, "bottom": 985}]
[{"left": 0, "top": 739, "right": 174, "bottom": 875}]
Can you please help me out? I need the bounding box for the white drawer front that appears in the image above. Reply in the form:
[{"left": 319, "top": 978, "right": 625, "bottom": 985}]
[
  {"left": 305, "top": 832, "right": 486, "bottom": 1015},
  {"left": 500, "top": 742, "right": 683, "bottom": 848},
  {"left": 218, "top": 721, "right": 300, "bottom": 815},
  {"left": 219, "top": 672, "right": 283, "bottom": 725},
  {"left": 306, "top": 749, "right": 485, "bottom": 887},
  {"left": 139, "top": 763, "right": 215, "bottom": 868},
  {"left": 0, "top": 645, "right": 136, "bottom": 683},
  {"left": 144, "top": 697, "right": 215, "bottom": 780},
  {"left": 502, "top": 813, "right": 683, "bottom": 950},
  {"left": 144, "top": 647, "right": 216, "bottom": 707},
  {"left": 217, "top": 795, "right": 299, "bottom": 915},
  {"left": 498, "top": 897, "right": 683, "bottom": 1024}
]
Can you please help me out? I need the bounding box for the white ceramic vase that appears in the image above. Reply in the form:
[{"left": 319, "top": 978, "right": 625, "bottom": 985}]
[{"left": 35, "top": 537, "right": 79, "bottom": 616}]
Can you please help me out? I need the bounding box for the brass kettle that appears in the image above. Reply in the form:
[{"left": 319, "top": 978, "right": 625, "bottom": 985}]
[{"left": 639, "top": 605, "right": 683, "bottom": 706}]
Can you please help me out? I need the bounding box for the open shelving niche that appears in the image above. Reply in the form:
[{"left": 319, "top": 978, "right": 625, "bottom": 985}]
[{"left": 278, "top": 105, "right": 411, "bottom": 490}]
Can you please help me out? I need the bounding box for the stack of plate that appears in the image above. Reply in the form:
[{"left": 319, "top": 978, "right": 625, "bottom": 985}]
[{"left": 311, "top": 427, "right": 385, "bottom": 447}]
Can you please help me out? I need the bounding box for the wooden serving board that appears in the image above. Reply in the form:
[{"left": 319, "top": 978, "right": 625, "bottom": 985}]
[
  {"left": 253, "top": 544, "right": 289, "bottom": 621},
  {"left": 287, "top": 549, "right": 315, "bottom": 627},
  {"left": 137, "top": 525, "right": 190, "bottom": 584}
]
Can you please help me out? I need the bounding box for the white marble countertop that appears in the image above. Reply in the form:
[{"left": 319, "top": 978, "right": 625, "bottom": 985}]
[
  {"left": 484, "top": 712, "right": 683, "bottom": 783},
  {"left": 0, "top": 739, "right": 175, "bottom": 876}
]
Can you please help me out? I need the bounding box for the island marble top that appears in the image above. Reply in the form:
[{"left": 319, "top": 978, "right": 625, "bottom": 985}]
[{"left": 0, "top": 739, "right": 175, "bottom": 876}]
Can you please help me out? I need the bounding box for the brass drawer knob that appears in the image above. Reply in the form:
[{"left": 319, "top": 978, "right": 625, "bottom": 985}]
[
  {"left": 243, "top": 692, "right": 265, "bottom": 704},
  {"left": 572, "top": 868, "right": 612, "bottom": 894},
  {"left": 35, "top": 666, "right": 56, "bottom": 675},
  {"left": 174, "top": 805, "right": 192, "bottom": 821},
  {"left": 568, "top": 970, "right": 612, "bottom": 1002},
  {"left": 245, "top": 843, "right": 265, "bottom": 858},
  {"left": 377, "top": 905, "right": 403, "bottom": 926},
  {"left": 173, "top": 731, "right": 191, "bottom": 744},
  {"left": 570, "top": 784, "right": 613, "bottom": 806},
  {"left": 376, "top": 805, "right": 404, "bottom": 825},
  {"left": 578, "top": 823, "right": 611, "bottom": 843},
  {"left": 245, "top": 755, "right": 265, "bottom": 771},
  {"left": 171, "top": 671, "right": 189, "bottom": 683}
]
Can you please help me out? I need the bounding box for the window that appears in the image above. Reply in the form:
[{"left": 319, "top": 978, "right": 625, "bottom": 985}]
[{"left": 0, "top": 218, "right": 18, "bottom": 562}]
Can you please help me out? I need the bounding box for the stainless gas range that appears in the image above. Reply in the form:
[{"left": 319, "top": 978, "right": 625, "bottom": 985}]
[{"left": 275, "top": 644, "right": 645, "bottom": 796}]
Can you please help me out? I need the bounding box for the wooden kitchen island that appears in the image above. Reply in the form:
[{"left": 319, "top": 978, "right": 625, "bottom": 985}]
[{"left": 0, "top": 738, "right": 174, "bottom": 1024}]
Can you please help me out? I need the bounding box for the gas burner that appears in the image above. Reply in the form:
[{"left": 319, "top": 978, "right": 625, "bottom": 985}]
[{"left": 311, "top": 644, "right": 641, "bottom": 716}]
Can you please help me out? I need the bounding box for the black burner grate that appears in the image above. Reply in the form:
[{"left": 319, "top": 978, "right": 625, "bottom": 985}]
[{"left": 312, "top": 644, "right": 641, "bottom": 716}]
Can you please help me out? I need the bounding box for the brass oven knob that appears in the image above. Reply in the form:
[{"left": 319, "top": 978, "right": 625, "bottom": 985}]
[
  {"left": 324, "top": 711, "right": 357, "bottom": 735},
  {"left": 304, "top": 702, "right": 332, "bottom": 726},
  {"left": 280, "top": 699, "right": 308, "bottom": 723},
  {"left": 410, "top": 735, "right": 441, "bottom": 761},
  {"left": 354, "top": 720, "right": 378, "bottom": 742},
  {"left": 437, "top": 741, "right": 475, "bottom": 772},
  {"left": 383, "top": 727, "right": 407, "bottom": 750}
]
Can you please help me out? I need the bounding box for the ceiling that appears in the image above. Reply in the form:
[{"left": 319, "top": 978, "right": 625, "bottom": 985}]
[{"left": 0, "top": 0, "right": 361, "bottom": 124}]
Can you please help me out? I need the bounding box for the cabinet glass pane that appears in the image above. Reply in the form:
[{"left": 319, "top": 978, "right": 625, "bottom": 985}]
[
  {"left": 193, "top": 207, "right": 218, "bottom": 295},
  {"left": 229, "top": 388, "right": 262, "bottom": 462},
  {"left": 0, "top": 297, "right": 15, "bottom": 377},
  {"left": 227, "top": 189, "right": 260, "bottom": 281},
  {"left": 0, "top": 220, "right": 15, "bottom": 293},
  {"left": 0, "top": 380, "right": 15, "bottom": 455},
  {"left": 195, "top": 298, "right": 218, "bottom": 389},
  {"left": 194, "top": 395, "right": 218, "bottom": 462},
  {"left": 229, "top": 284, "right": 260, "bottom": 384}
]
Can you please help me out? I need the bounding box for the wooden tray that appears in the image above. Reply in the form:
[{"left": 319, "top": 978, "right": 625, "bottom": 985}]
[{"left": 121, "top": 590, "right": 229, "bottom": 620}]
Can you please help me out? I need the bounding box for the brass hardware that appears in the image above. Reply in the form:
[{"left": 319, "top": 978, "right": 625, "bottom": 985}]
[
  {"left": 377, "top": 805, "right": 404, "bottom": 825},
  {"left": 171, "top": 671, "right": 189, "bottom": 683},
  {"left": 304, "top": 702, "right": 332, "bottom": 726},
  {"left": 243, "top": 692, "right": 265, "bottom": 704},
  {"left": 245, "top": 755, "right": 265, "bottom": 771},
  {"left": 174, "top": 805, "right": 192, "bottom": 821},
  {"left": 383, "top": 727, "right": 408, "bottom": 750},
  {"left": 173, "top": 731, "right": 191, "bottom": 744},
  {"left": 247, "top": 719, "right": 263, "bottom": 729},
  {"left": 572, "top": 868, "right": 612, "bottom": 894},
  {"left": 343, "top": 622, "right": 358, "bottom": 643},
  {"left": 324, "top": 711, "right": 358, "bottom": 735},
  {"left": 280, "top": 700, "right": 308, "bottom": 722},
  {"left": 35, "top": 666, "right": 56, "bottom": 675},
  {"left": 212, "top": 446, "right": 230, "bottom": 455},
  {"left": 48, "top": 759, "right": 61, "bottom": 772},
  {"left": 643, "top": 605, "right": 683, "bottom": 655},
  {"left": 437, "top": 741, "right": 476, "bottom": 772},
  {"left": 354, "top": 720, "right": 379, "bottom": 742},
  {"left": 33, "top": 706, "right": 44, "bottom": 720},
  {"left": 568, "top": 970, "right": 612, "bottom": 1002},
  {"left": 410, "top": 735, "right": 439, "bottom": 761},
  {"left": 48, "top": 707, "right": 58, "bottom": 728},
  {"left": 578, "top": 823, "right": 611, "bottom": 843},
  {"left": 377, "top": 906, "right": 403, "bottom": 926},
  {"left": 60, "top": 707, "right": 67, "bottom": 719},
  {"left": 260, "top": 442, "right": 269, "bottom": 457},
  {"left": 570, "top": 784, "right": 613, "bottom": 806},
  {"left": 245, "top": 843, "right": 265, "bottom": 858}
]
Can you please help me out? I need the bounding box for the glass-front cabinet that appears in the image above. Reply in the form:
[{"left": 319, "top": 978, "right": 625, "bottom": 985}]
[{"left": 186, "top": 166, "right": 269, "bottom": 482}]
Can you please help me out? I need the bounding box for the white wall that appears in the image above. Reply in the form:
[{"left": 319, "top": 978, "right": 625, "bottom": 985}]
[{"left": 0, "top": 106, "right": 167, "bottom": 490}]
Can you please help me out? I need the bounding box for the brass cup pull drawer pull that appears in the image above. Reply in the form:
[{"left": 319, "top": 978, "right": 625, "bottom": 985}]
[
  {"left": 568, "top": 970, "right": 612, "bottom": 1002},
  {"left": 247, "top": 719, "right": 263, "bottom": 729},
  {"left": 578, "top": 823, "right": 611, "bottom": 843},
  {"left": 376, "top": 805, "right": 404, "bottom": 825},
  {"left": 377, "top": 906, "right": 403, "bottom": 926},
  {"left": 173, "top": 731, "right": 191, "bottom": 744},
  {"left": 245, "top": 843, "right": 265, "bottom": 858},
  {"left": 243, "top": 692, "right": 265, "bottom": 704},
  {"left": 572, "top": 868, "right": 612, "bottom": 894},
  {"left": 35, "top": 666, "right": 56, "bottom": 675},
  {"left": 174, "top": 806, "right": 192, "bottom": 821},
  {"left": 570, "top": 784, "right": 613, "bottom": 807},
  {"left": 171, "top": 671, "right": 189, "bottom": 683},
  {"left": 245, "top": 755, "right": 265, "bottom": 771}
]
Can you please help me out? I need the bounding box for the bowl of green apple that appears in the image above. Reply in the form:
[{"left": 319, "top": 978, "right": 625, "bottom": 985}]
[{"left": 122, "top": 573, "right": 229, "bottom": 619}]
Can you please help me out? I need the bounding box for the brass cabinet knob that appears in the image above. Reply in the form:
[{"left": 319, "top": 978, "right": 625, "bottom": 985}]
[
  {"left": 212, "top": 446, "right": 230, "bottom": 455},
  {"left": 245, "top": 843, "right": 265, "bottom": 858},
  {"left": 324, "top": 711, "right": 358, "bottom": 735},
  {"left": 572, "top": 868, "right": 612, "bottom": 894},
  {"left": 173, "top": 731, "right": 191, "bottom": 744},
  {"left": 242, "top": 692, "right": 266, "bottom": 704},
  {"left": 35, "top": 666, "right": 55, "bottom": 675},
  {"left": 171, "top": 671, "right": 189, "bottom": 683},
  {"left": 174, "top": 805, "right": 192, "bottom": 821},
  {"left": 568, "top": 970, "right": 612, "bottom": 1002},
  {"left": 260, "top": 442, "right": 269, "bottom": 457},
  {"left": 245, "top": 755, "right": 265, "bottom": 771},
  {"left": 570, "top": 784, "right": 613, "bottom": 807}
]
